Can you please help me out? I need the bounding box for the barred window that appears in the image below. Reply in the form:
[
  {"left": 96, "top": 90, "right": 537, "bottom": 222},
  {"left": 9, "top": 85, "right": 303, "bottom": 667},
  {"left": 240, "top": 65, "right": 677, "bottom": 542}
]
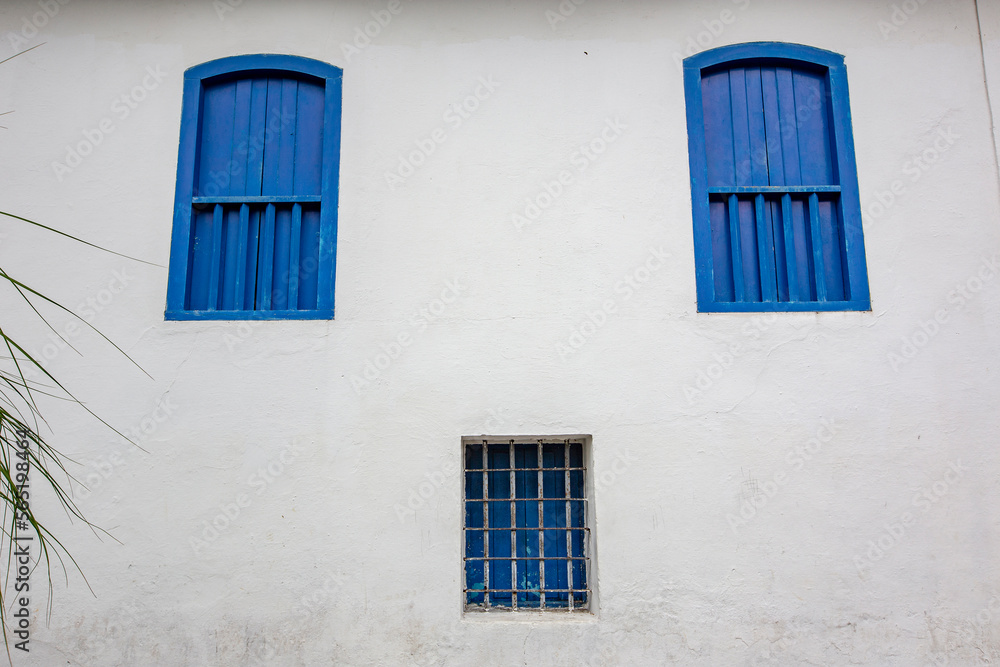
[{"left": 463, "top": 436, "right": 591, "bottom": 612}]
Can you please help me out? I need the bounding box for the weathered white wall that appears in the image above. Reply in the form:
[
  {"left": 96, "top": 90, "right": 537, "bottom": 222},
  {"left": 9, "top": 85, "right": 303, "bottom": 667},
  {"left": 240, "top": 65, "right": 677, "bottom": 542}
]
[
  {"left": 1, "top": 0, "right": 999, "bottom": 664},
  {"left": 978, "top": 0, "right": 1000, "bottom": 174}
]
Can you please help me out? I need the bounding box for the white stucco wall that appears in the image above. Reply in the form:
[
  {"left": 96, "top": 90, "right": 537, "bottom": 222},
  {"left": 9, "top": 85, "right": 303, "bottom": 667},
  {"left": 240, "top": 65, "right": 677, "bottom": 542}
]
[
  {"left": 1, "top": 0, "right": 999, "bottom": 665},
  {"left": 978, "top": 0, "right": 1000, "bottom": 174}
]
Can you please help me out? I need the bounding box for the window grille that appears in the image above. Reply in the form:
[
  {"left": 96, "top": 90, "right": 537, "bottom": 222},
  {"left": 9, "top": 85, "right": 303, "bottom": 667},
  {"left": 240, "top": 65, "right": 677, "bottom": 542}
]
[{"left": 463, "top": 437, "right": 590, "bottom": 611}]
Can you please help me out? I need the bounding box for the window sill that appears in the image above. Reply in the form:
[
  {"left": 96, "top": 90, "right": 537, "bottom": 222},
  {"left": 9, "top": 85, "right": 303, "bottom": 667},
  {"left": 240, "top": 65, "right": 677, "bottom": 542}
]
[
  {"left": 697, "top": 300, "right": 871, "bottom": 313},
  {"left": 165, "top": 309, "right": 334, "bottom": 321},
  {"left": 462, "top": 609, "right": 597, "bottom": 623}
]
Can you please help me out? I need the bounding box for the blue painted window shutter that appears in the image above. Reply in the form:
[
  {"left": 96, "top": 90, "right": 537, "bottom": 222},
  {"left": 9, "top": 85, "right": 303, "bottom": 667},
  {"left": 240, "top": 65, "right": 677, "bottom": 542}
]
[
  {"left": 684, "top": 43, "right": 870, "bottom": 312},
  {"left": 166, "top": 55, "right": 342, "bottom": 320}
]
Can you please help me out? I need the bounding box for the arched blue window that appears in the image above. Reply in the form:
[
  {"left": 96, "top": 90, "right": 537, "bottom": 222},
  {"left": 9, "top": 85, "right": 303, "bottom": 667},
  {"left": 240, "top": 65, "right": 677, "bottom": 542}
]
[
  {"left": 166, "top": 54, "right": 342, "bottom": 320},
  {"left": 684, "top": 43, "right": 870, "bottom": 312}
]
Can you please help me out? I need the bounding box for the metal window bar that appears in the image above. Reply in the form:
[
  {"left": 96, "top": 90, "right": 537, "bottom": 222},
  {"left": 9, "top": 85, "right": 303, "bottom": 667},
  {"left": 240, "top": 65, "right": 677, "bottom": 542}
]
[
  {"left": 565, "top": 439, "right": 572, "bottom": 611},
  {"left": 509, "top": 440, "right": 517, "bottom": 610},
  {"left": 483, "top": 449, "right": 490, "bottom": 609},
  {"left": 464, "top": 439, "right": 589, "bottom": 612},
  {"left": 537, "top": 440, "right": 545, "bottom": 609}
]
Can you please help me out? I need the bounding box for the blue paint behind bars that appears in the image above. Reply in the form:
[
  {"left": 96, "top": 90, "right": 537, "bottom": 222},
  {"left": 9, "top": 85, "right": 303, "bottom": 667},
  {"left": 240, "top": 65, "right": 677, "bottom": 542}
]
[{"left": 464, "top": 440, "right": 589, "bottom": 611}]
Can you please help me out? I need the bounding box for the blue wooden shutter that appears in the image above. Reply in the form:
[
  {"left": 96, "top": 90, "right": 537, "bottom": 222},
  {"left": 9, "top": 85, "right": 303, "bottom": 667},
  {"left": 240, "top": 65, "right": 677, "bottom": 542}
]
[
  {"left": 685, "top": 43, "right": 870, "bottom": 312},
  {"left": 187, "top": 74, "right": 325, "bottom": 313},
  {"left": 167, "top": 55, "right": 341, "bottom": 321}
]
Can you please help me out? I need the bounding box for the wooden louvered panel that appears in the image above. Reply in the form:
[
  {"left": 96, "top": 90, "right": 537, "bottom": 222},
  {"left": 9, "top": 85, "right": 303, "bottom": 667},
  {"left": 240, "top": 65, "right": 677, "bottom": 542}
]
[
  {"left": 701, "top": 61, "right": 846, "bottom": 305},
  {"left": 186, "top": 75, "right": 325, "bottom": 312}
]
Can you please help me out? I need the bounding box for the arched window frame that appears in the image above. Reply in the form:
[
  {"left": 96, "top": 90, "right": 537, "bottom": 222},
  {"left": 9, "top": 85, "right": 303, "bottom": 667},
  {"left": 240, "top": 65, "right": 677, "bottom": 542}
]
[
  {"left": 165, "top": 54, "right": 343, "bottom": 320},
  {"left": 683, "top": 42, "right": 870, "bottom": 312}
]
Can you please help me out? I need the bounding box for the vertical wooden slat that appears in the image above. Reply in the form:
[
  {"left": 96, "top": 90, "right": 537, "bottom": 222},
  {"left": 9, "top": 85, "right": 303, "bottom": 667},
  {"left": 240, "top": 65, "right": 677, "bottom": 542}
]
[
  {"left": 808, "top": 193, "right": 827, "bottom": 301},
  {"left": 278, "top": 79, "right": 298, "bottom": 196},
  {"left": 701, "top": 70, "right": 737, "bottom": 187},
  {"left": 710, "top": 200, "right": 734, "bottom": 303},
  {"left": 188, "top": 210, "right": 212, "bottom": 310},
  {"left": 794, "top": 69, "right": 835, "bottom": 185},
  {"left": 775, "top": 67, "right": 802, "bottom": 186},
  {"left": 220, "top": 207, "right": 238, "bottom": 310},
  {"left": 257, "top": 203, "right": 276, "bottom": 309},
  {"left": 246, "top": 79, "right": 269, "bottom": 196},
  {"left": 293, "top": 80, "right": 326, "bottom": 196},
  {"left": 728, "top": 68, "right": 753, "bottom": 187},
  {"left": 781, "top": 194, "right": 800, "bottom": 301},
  {"left": 728, "top": 194, "right": 745, "bottom": 301},
  {"left": 817, "top": 197, "right": 846, "bottom": 301},
  {"left": 233, "top": 204, "right": 250, "bottom": 310},
  {"left": 265, "top": 81, "right": 297, "bottom": 310},
  {"left": 207, "top": 204, "right": 224, "bottom": 310},
  {"left": 197, "top": 82, "right": 237, "bottom": 196},
  {"left": 288, "top": 204, "right": 302, "bottom": 310},
  {"left": 245, "top": 208, "right": 261, "bottom": 309},
  {"left": 760, "top": 67, "right": 785, "bottom": 186},
  {"left": 768, "top": 199, "right": 788, "bottom": 301},
  {"left": 230, "top": 80, "right": 253, "bottom": 196},
  {"left": 755, "top": 194, "right": 777, "bottom": 302},
  {"left": 261, "top": 78, "right": 284, "bottom": 196},
  {"left": 744, "top": 67, "right": 769, "bottom": 185}
]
